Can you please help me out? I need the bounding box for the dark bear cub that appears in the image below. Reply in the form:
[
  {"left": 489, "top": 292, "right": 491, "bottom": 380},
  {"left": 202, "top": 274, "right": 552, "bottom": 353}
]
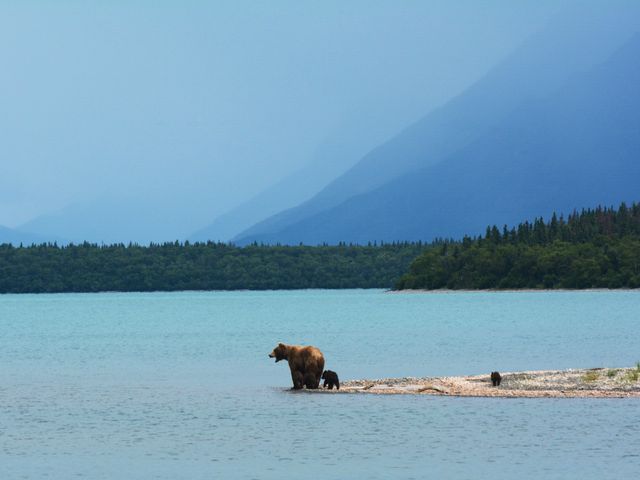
[
  {"left": 490, "top": 371, "right": 502, "bottom": 387},
  {"left": 322, "top": 370, "right": 340, "bottom": 390}
]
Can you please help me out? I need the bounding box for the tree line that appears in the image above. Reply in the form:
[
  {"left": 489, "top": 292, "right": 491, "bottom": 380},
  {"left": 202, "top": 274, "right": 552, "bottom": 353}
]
[
  {"left": 3, "top": 202, "right": 638, "bottom": 293},
  {"left": 0, "top": 241, "right": 426, "bottom": 293},
  {"left": 395, "top": 203, "right": 640, "bottom": 290}
]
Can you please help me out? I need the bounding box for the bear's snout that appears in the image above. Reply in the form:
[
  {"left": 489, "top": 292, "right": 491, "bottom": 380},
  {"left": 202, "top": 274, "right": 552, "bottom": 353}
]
[{"left": 269, "top": 351, "right": 281, "bottom": 362}]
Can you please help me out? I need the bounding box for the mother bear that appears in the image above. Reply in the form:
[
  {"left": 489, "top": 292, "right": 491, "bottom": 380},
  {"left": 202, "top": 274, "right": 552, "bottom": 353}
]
[{"left": 268, "top": 343, "right": 325, "bottom": 390}]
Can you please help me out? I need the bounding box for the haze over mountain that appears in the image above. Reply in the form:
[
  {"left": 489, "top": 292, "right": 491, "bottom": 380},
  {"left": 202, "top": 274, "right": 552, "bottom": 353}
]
[
  {"left": 1, "top": 2, "right": 559, "bottom": 244},
  {"left": 237, "top": 31, "right": 640, "bottom": 245},
  {"left": 235, "top": 3, "right": 640, "bottom": 245},
  {"left": 0, "top": 225, "right": 58, "bottom": 246},
  {"left": 189, "top": 116, "right": 394, "bottom": 242}
]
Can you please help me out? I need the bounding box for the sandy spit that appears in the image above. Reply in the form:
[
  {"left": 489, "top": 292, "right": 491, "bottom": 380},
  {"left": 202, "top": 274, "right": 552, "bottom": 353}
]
[{"left": 309, "top": 368, "right": 640, "bottom": 398}]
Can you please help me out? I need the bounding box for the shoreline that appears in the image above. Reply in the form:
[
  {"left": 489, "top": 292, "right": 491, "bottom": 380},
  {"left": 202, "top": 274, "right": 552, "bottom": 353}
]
[
  {"left": 310, "top": 368, "right": 640, "bottom": 398},
  {"left": 388, "top": 288, "right": 640, "bottom": 294}
]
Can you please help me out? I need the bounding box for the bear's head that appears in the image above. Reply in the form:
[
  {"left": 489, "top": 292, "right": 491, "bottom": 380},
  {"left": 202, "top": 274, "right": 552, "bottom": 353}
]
[{"left": 268, "top": 343, "right": 288, "bottom": 362}]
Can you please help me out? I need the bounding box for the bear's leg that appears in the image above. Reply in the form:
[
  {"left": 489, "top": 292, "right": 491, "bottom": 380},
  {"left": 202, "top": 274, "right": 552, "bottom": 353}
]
[
  {"left": 291, "top": 370, "right": 304, "bottom": 390},
  {"left": 304, "top": 373, "right": 319, "bottom": 389}
]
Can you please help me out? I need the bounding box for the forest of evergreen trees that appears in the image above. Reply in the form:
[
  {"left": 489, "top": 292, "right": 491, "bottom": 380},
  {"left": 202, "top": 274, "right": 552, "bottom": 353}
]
[
  {"left": 2, "top": 202, "right": 639, "bottom": 294},
  {"left": 395, "top": 203, "right": 640, "bottom": 290},
  {"left": 0, "top": 241, "right": 425, "bottom": 293}
]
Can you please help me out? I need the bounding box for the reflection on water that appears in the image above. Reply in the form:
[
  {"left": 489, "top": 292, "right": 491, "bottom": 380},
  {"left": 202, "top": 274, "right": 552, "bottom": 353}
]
[{"left": 1, "top": 290, "right": 639, "bottom": 479}]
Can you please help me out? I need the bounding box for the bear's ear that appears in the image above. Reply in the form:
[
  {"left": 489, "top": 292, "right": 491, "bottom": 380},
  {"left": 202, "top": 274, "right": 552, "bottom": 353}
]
[{"left": 278, "top": 342, "right": 285, "bottom": 348}]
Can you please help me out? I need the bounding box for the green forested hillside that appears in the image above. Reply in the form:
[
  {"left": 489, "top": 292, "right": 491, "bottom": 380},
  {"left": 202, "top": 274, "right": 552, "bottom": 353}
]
[
  {"left": 395, "top": 203, "right": 640, "bottom": 290},
  {"left": 0, "top": 242, "right": 425, "bottom": 293},
  {"left": 3, "top": 203, "right": 639, "bottom": 294}
]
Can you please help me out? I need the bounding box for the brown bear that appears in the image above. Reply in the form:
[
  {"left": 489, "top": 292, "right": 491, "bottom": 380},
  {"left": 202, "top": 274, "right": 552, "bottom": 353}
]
[
  {"left": 321, "top": 370, "right": 340, "bottom": 390},
  {"left": 268, "top": 343, "right": 325, "bottom": 390},
  {"left": 491, "top": 371, "right": 502, "bottom": 387}
]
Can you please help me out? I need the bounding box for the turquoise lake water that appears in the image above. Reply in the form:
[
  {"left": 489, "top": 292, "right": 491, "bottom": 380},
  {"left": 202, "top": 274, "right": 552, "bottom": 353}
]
[{"left": 1, "top": 289, "right": 639, "bottom": 479}]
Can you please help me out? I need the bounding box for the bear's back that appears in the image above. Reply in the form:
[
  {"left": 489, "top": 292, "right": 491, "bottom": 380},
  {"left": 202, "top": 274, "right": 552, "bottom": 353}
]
[{"left": 287, "top": 345, "right": 324, "bottom": 370}]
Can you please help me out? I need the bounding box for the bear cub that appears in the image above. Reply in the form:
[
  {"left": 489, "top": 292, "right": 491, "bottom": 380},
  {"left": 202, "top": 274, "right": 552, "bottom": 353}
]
[
  {"left": 490, "top": 371, "right": 502, "bottom": 387},
  {"left": 321, "top": 370, "right": 340, "bottom": 390}
]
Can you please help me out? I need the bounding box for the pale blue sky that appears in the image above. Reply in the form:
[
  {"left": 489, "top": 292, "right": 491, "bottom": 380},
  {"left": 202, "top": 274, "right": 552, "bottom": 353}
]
[{"left": 0, "top": 1, "right": 575, "bottom": 238}]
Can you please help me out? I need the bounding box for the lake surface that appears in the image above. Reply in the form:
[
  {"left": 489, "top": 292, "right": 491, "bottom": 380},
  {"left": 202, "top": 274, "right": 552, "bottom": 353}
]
[{"left": 1, "top": 289, "right": 639, "bottom": 479}]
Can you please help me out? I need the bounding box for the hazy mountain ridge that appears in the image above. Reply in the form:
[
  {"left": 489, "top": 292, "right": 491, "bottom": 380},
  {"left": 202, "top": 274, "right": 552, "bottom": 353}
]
[
  {"left": 0, "top": 225, "right": 61, "bottom": 246},
  {"left": 234, "top": 6, "right": 640, "bottom": 245},
  {"left": 189, "top": 131, "right": 365, "bottom": 242},
  {"left": 236, "top": 31, "right": 640, "bottom": 245}
]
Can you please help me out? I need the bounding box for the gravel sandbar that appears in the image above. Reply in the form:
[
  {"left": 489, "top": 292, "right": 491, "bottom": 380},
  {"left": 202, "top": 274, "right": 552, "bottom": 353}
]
[{"left": 311, "top": 368, "right": 640, "bottom": 398}]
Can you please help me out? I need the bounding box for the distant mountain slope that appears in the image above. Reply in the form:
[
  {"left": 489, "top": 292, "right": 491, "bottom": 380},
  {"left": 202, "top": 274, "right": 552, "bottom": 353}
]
[
  {"left": 0, "top": 225, "right": 56, "bottom": 245},
  {"left": 19, "top": 196, "right": 198, "bottom": 245},
  {"left": 237, "top": 33, "right": 640, "bottom": 245},
  {"left": 189, "top": 133, "right": 361, "bottom": 242},
  {"left": 235, "top": 5, "right": 640, "bottom": 244},
  {"left": 189, "top": 172, "right": 312, "bottom": 243}
]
